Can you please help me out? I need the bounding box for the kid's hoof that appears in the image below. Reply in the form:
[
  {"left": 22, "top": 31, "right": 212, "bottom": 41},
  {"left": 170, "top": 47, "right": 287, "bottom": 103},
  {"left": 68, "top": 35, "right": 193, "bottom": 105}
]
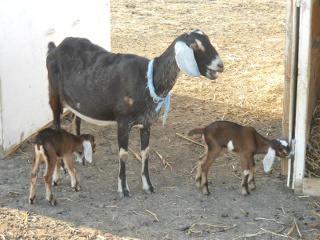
[
  {"left": 53, "top": 179, "right": 61, "bottom": 186},
  {"left": 29, "top": 196, "right": 36, "bottom": 204},
  {"left": 48, "top": 198, "right": 56, "bottom": 206}
]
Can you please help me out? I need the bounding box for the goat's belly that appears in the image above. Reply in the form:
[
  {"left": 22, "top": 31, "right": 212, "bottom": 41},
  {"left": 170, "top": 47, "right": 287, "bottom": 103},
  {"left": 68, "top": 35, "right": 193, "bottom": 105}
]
[{"left": 67, "top": 106, "right": 117, "bottom": 126}]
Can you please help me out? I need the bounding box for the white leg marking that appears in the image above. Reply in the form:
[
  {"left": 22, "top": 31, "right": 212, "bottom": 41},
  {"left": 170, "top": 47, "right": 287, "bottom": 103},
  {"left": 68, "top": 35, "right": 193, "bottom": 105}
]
[
  {"left": 141, "top": 147, "right": 150, "bottom": 190},
  {"left": 243, "top": 169, "right": 250, "bottom": 176},
  {"left": 227, "top": 140, "right": 234, "bottom": 151}
]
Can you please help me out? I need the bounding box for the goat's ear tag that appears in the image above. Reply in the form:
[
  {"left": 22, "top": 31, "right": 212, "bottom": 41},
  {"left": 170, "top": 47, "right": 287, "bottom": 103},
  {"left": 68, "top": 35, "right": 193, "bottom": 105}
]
[
  {"left": 83, "top": 140, "right": 93, "bottom": 163},
  {"left": 174, "top": 41, "right": 201, "bottom": 77}
]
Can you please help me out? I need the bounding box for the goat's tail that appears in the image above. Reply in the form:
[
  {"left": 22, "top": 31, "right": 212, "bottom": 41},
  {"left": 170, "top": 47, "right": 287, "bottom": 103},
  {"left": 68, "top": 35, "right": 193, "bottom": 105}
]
[
  {"left": 47, "top": 42, "right": 56, "bottom": 55},
  {"left": 187, "top": 128, "right": 205, "bottom": 136}
]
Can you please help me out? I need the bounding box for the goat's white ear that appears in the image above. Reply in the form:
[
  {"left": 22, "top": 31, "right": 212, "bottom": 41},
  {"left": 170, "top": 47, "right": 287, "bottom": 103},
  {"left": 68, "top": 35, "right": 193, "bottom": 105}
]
[
  {"left": 83, "top": 140, "right": 93, "bottom": 163},
  {"left": 263, "top": 148, "right": 276, "bottom": 172},
  {"left": 174, "top": 41, "right": 201, "bottom": 77}
]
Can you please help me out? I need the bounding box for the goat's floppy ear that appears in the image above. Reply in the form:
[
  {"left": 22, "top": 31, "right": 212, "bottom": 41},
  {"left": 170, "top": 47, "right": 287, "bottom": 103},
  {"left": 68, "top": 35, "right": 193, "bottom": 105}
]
[
  {"left": 174, "top": 41, "right": 201, "bottom": 77},
  {"left": 263, "top": 148, "right": 276, "bottom": 172},
  {"left": 83, "top": 140, "right": 93, "bottom": 163}
]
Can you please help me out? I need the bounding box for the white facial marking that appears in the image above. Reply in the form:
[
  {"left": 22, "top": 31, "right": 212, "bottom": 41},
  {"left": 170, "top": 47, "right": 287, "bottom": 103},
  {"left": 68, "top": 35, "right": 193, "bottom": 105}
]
[
  {"left": 195, "top": 39, "right": 205, "bottom": 51},
  {"left": 263, "top": 147, "right": 276, "bottom": 172},
  {"left": 278, "top": 139, "right": 288, "bottom": 147},
  {"left": 207, "top": 57, "right": 223, "bottom": 71},
  {"left": 194, "top": 30, "right": 204, "bottom": 35},
  {"left": 227, "top": 140, "right": 234, "bottom": 151},
  {"left": 244, "top": 169, "right": 250, "bottom": 176}
]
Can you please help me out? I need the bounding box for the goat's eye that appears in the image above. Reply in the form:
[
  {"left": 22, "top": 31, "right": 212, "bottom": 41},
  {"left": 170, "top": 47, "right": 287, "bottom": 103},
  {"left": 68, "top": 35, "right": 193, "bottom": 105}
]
[{"left": 190, "top": 43, "right": 197, "bottom": 49}]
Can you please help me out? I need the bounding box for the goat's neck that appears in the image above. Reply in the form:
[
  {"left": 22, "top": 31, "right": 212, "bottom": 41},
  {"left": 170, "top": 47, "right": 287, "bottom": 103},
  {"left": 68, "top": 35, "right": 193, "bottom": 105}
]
[
  {"left": 255, "top": 133, "right": 274, "bottom": 154},
  {"left": 72, "top": 136, "right": 84, "bottom": 153},
  {"left": 152, "top": 43, "right": 180, "bottom": 97}
]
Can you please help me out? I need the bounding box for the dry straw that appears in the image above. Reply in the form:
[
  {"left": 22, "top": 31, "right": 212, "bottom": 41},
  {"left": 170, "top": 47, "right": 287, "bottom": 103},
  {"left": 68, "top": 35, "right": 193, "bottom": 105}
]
[{"left": 306, "top": 100, "right": 320, "bottom": 178}]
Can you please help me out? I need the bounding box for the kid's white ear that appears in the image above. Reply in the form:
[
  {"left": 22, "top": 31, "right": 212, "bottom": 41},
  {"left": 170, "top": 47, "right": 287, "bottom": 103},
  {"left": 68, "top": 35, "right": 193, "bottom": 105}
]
[
  {"left": 83, "top": 140, "right": 93, "bottom": 163},
  {"left": 174, "top": 41, "right": 200, "bottom": 77},
  {"left": 263, "top": 148, "right": 276, "bottom": 172}
]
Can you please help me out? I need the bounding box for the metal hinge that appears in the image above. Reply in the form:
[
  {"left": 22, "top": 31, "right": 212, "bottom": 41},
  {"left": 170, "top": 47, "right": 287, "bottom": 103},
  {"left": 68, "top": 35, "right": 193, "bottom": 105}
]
[{"left": 290, "top": 139, "right": 296, "bottom": 157}]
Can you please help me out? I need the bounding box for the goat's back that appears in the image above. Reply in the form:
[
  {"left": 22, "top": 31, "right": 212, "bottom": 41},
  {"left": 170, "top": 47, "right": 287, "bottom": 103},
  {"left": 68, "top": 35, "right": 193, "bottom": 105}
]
[
  {"left": 199, "top": 121, "right": 259, "bottom": 150},
  {"left": 34, "top": 128, "right": 75, "bottom": 157},
  {"left": 46, "top": 37, "right": 153, "bottom": 121}
]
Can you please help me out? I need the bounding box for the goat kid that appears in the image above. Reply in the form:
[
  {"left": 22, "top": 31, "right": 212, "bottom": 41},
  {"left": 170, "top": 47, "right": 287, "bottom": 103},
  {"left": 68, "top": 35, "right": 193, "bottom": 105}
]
[
  {"left": 29, "top": 128, "right": 95, "bottom": 206},
  {"left": 46, "top": 29, "right": 224, "bottom": 198},
  {"left": 188, "top": 121, "right": 290, "bottom": 195}
]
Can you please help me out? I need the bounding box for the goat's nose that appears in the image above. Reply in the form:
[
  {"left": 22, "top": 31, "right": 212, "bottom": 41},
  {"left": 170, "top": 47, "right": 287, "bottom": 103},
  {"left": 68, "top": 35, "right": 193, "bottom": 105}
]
[{"left": 216, "top": 61, "right": 224, "bottom": 72}]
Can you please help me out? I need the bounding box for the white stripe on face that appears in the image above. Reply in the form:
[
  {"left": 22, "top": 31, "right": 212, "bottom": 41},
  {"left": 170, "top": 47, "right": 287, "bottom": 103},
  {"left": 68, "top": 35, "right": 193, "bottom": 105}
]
[
  {"left": 278, "top": 139, "right": 288, "bottom": 147},
  {"left": 195, "top": 39, "right": 205, "bottom": 51},
  {"left": 207, "top": 57, "right": 223, "bottom": 72}
]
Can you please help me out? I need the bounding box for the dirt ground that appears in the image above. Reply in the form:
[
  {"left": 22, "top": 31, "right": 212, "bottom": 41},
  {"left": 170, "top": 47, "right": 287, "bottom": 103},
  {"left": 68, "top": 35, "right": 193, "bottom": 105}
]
[{"left": 1, "top": 0, "right": 320, "bottom": 239}]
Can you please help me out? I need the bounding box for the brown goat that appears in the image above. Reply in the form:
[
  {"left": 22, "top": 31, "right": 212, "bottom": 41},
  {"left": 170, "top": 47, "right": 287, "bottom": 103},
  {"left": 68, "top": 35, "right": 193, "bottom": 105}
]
[
  {"left": 29, "top": 128, "right": 95, "bottom": 206},
  {"left": 188, "top": 121, "right": 290, "bottom": 195}
]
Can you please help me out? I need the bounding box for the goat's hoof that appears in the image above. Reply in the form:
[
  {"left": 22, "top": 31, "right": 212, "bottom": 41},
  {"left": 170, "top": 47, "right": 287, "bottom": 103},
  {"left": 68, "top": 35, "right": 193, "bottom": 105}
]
[
  {"left": 29, "top": 195, "right": 36, "bottom": 204},
  {"left": 241, "top": 188, "right": 250, "bottom": 195},
  {"left": 48, "top": 198, "right": 56, "bottom": 206},
  {"left": 71, "top": 186, "right": 81, "bottom": 192},
  {"left": 119, "top": 189, "right": 131, "bottom": 199},
  {"left": 144, "top": 187, "right": 154, "bottom": 195},
  {"left": 248, "top": 184, "right": 256, "bottom": 191},
  {"left": 202, "top": 188, "right": 210, "bottom": 195},
  {"left": 53, "top": 179, "right": 61, "bottom": 186}
]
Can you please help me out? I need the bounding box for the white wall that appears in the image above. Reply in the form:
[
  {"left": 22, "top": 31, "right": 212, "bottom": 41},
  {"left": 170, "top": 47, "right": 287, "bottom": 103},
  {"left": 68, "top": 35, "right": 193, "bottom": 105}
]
[{"left": 0, "top": 0, "right": 110, "bottom": 157}]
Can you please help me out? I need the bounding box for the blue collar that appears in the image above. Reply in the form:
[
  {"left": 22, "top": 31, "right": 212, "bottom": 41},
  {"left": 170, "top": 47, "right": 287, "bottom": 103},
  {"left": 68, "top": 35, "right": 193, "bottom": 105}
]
[{"left": 146, "top": 59, "right": 171, "bottom": 125}]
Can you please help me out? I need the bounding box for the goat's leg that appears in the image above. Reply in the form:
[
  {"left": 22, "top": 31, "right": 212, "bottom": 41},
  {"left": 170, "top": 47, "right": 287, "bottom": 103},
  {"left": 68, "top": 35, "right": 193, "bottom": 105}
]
[
  {"left": 195, "top": 149, "right": 208, "bottom": 188},
  {"left": 29, "top": 148, "right": 42, "bottom": 204},
  {"left": 71, "top": 114, "right": 84, "bottom": 164},
  {"left": 117, "top": 122, "right": 132, "bottom": 199},
  {"left": 248, "top": 156, "right": 256, "bottom": 191},
  {"left": 43, "top": 151, "right": 57, "bottom": 206},
  {"left": 140, "top": 126, "right": 154, "bottom": 194},
  {"left": 52, "top": 159, "right": 61, "bottom": 186},
  {"left": 239, "top": 156, "right": 250, "bottom": 195},
  {"left": 48, "top": 80, "right": 62, "bottom": 130},
  {"left": 198, "top": 148, "right": 221, "bottom": 195},
  {"left": 72, "top": 114, "right": 81, "bottom": 136},
  {"left": 63, "top": 155, "right": 80, "bottom": 191}
]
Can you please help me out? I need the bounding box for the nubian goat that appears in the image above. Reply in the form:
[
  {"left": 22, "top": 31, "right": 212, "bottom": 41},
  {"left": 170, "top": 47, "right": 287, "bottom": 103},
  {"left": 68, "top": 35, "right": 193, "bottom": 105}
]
[
  {"left": 188, "top": 121, "right": 290, "bottom": 195},
  {"left": 46, "top": 29, "right": 224, "bottom": 198},
  {"left": 29, "top": 128, "right": 95, "bottom": 206}
]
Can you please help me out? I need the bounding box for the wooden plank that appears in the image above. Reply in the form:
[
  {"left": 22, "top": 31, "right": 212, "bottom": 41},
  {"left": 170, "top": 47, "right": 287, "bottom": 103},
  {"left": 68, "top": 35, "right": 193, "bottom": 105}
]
[
  {"left": 281, "top": 0, "right": 293, "bottom": 176},
  {"left": 282, "top": 0, "right": 299, "bottom": 178},
  {"left": 293, "top": 0, "right": 312, "bottom": 194},
  {"left": 303, "top": 178, "right": 320, "bottom": 196}
]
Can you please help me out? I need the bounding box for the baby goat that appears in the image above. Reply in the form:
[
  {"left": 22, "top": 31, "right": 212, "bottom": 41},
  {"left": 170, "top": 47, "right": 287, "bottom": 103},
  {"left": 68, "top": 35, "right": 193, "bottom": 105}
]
[
  {"left": 29, "top": 128, "right": 95, "bottom": 206},
  {"left": 188, "top": 121, "right": 290, "bottom": 195}
]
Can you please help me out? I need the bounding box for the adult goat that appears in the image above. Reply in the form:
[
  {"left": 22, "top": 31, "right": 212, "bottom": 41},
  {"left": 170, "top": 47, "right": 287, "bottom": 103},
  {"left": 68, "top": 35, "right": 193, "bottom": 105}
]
[{"left": 46, "top": 29, "right": 224, "bottom": 198}]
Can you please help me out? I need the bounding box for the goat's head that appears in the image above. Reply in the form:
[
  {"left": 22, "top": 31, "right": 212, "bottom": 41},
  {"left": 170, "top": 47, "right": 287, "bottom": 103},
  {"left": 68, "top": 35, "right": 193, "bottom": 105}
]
[
  {"left": 174, "top": 29, "right": 224, "bottom": 80},
  {"left": 263, "top": 139, "right": 290, "bottom": 172},
  {"left": 79, "top": 134, "right": 96, "bottom": 163},
  {"left": 273, "top": 139, "right": 290, "bottom": 158}
]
